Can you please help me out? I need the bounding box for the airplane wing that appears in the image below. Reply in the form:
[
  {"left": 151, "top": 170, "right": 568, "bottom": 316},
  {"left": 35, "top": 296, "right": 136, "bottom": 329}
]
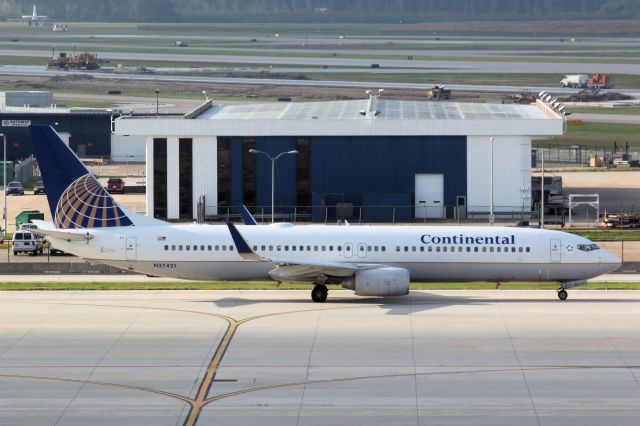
[
  {"left": 30, "top": 220, "right": 94, "bottom": 241},
  {"left": 226, "top": 222, "right": 381, "bottom": 281}
]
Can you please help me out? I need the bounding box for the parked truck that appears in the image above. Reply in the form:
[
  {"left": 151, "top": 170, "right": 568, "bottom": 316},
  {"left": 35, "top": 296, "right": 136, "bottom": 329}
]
[
  {"left": 587, "top": 74, "right": 614, "bottom": 89},
  {"left": 561, "top": 74, "right": 588, "bottom": 89}
]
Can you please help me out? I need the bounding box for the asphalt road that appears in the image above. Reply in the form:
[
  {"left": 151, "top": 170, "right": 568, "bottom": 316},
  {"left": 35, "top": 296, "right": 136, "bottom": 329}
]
[
  {"left": 2, "top": 65, "right": 640, "bottom": 97},
  {"left": 3, "top": 48, "right": 640, "bottom": 75}
]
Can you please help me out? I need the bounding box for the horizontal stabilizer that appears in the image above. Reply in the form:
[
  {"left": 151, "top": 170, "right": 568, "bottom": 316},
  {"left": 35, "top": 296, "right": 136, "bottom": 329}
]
[{"left": 30, "top": 220, "right": 93, "bottom": 241}]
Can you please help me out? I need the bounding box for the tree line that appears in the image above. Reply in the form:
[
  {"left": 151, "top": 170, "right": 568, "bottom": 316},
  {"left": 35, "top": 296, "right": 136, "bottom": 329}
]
[{"left": 2, "top": 0, "right": 639, "bottom": 22}]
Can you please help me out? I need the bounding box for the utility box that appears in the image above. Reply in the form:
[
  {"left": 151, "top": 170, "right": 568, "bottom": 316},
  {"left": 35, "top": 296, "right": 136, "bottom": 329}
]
[
  {"left": 15, "top": 210, "right": 44, "bottom": 230},
  {"left": 0, "top": 161, "right": 14, "bottom": 183}
]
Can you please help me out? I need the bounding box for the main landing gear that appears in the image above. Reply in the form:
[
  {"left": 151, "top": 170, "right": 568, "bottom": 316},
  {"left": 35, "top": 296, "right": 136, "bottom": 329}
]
[
  {"left": 311, "top": 284, "right": 328, "bottom": 303},
  {"left": 557, "top": 288, "right": 568, "bottom": 301}
]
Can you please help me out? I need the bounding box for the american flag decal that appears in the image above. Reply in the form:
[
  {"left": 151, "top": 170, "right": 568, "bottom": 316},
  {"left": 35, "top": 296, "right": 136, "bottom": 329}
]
[{"left": 157, "top": 236, "right": 166, "bottom": 241}]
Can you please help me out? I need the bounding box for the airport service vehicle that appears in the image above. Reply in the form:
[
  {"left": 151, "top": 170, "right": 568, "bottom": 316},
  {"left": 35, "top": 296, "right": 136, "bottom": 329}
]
[
  {"left": 561, "top": 74, "right": 588, "bottom": 89},
  {"left": 33, "top": 180, "right": 45, "bottom": 194},
  {"left": 12, "top": 230, "right": 43, "bottom": 255},
  {"left": 6, "top": 181, "right": 24, "bottom": 195},
  {"left": 29, "top": 125, "right": 621, "bottom": 302},
  {"left": 107, "top": 177, "right": 125, "bottom": 194}
]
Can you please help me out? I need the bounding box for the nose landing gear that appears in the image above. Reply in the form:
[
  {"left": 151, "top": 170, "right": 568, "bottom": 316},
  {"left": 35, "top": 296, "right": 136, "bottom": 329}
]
[
  {"left": 557, "top": 288, "right": 568, "bottom": 301},
  {"left": 311, "top": 284, "right": 328, "bottom": 303}
]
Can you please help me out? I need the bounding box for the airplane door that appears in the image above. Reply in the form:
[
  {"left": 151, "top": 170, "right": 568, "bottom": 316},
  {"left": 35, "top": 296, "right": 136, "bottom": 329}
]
[
  {"left": 126, "top": 237, "right": 137, "bottom": 261},
  {"left": 357, "top": 243, "right": 367, "bottom": 258},
  {"left": 550, "top": 239, "right": 561, "bottom": 263},
  {"left": 344, "top": 243, "right": 353, "bottom": 258}
]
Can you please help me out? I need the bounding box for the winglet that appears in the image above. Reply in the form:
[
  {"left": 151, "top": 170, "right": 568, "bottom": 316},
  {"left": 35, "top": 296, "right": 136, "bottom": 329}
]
[
  {"left": 239, "top": 205, "right": 258, "bottom": 225},
  {"left": 226, "top": 222, "right": 262, "bottom": 261}
]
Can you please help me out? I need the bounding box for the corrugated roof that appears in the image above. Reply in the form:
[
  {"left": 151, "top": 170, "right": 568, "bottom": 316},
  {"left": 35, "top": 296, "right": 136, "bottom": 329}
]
[{"left": 197, "top": 99, "right": 551, "bottom": 121}]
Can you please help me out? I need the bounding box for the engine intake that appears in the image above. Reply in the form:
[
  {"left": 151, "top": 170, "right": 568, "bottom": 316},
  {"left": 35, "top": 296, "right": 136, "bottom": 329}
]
[{"left": 342, "top": 267, "right": 410, "bottom": 296}]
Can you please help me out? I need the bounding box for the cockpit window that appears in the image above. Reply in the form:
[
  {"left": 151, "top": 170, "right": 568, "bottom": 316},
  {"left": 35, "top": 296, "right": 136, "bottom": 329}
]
[{"left": 577, "top": 244, "right": 600, "bottom": 252}]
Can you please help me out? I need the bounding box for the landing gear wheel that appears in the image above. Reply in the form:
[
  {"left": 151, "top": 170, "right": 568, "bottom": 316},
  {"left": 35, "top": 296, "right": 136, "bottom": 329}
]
[
  {"left": 557, "top": 289, "right": 568, "bottom": 301},
  {"left": 311, "top": 284, "right": 328, "bottom": 303}
]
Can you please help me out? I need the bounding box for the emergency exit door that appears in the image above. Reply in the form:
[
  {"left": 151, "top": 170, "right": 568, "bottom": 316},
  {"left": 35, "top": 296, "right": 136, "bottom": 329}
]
[{"left": 415, "top": 174, "right": 444, "bottom": 219}]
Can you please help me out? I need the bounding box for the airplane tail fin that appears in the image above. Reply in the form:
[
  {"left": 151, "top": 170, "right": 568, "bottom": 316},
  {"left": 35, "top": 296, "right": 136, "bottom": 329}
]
[{"left": 30, "top": 125, "right": 135, "bottom": 229}]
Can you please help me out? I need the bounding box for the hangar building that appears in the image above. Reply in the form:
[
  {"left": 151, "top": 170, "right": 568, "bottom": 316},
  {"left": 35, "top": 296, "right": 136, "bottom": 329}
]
[{"left": 114, "top": 96, "right": 564, "bottom": 222}]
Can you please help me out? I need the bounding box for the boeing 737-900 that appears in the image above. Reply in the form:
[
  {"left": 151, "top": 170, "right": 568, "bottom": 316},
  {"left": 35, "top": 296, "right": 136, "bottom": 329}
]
[{"left": 29, "top": 125, "right": 621, "bottom": 302}]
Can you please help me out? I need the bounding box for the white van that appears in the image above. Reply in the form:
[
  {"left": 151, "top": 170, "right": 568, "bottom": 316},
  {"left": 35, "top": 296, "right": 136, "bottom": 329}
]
[{"left": 12, "top": 231, "right": 44, "bottom": 255}]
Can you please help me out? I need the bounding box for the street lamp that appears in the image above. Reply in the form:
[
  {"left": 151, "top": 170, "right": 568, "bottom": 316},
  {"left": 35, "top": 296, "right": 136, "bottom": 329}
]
[
  {"left": 202, "top": 90, "right": 208, "bottom": 101},
  {"left": 489, "top": 137, "right": 495, "bottom": 225},
  {"left": 1, "top": 133, "right": 6, "bottom": 236},
  {"left": 249, "top": 149, "right": 298, "bottom": 223},
  {"left": 154, "top": 89, "right": 160, "bottom": 116}
]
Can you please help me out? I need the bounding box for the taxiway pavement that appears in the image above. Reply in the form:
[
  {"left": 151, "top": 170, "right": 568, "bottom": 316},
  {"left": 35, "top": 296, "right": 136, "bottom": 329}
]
[{"left": 1, "top": 289, "right": 639, "bottom": 425}]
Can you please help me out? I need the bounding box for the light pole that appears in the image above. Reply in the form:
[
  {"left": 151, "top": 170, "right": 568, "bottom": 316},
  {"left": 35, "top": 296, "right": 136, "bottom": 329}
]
[
  {"left": 249, "top": 149, "right": 298, "bottom": 223},
  {"left": 1, "top": 133, "right": 6, "bottom": 236},
  {"left": 154, "top": 89, "right": 160, "bottom": 116},
  {"left": 489, "top": 137, "right": 495, "bottom": 225}
]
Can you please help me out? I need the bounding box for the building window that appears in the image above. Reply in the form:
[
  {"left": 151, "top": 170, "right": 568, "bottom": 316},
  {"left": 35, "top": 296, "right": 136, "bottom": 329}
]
[
  {"left": 242, "top": 138, "right": 256, "bottom": 207},
  {"left": 217, "top": 138, "right": 231, "bottom": 209},
  {"left": 153, "top": 138, "right": 167, "bottom": 219},
  {"left": 179, "top": 138, "right": 193, "bottom": 219},
  {"left": 296, "top": 138, "right": 311, "bottom": 212}
]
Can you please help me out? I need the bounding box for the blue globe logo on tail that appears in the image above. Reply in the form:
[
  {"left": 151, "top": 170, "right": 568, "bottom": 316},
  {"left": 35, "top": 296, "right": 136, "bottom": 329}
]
[{"left": 55, "top": 174, "right": 133, "bottom": 229}]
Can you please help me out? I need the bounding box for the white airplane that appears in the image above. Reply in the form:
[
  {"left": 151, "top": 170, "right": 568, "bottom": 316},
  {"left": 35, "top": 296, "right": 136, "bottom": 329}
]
[
  {"left": 29, "top": 125, "right": 621, "bottom": 302},
  {"left": 21, "top": 5, "right": 47, "bottom": 22}
]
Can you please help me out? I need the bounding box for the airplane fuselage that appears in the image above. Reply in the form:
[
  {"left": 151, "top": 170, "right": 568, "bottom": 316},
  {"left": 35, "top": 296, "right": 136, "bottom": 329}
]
[{"left": 48, "top": 223, "right": 620, "bottom": 284}]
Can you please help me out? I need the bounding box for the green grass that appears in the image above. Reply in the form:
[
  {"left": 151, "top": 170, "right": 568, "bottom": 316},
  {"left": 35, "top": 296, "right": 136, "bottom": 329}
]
[
  {"left": 569, "top": 229, "right": 640, "bottom": 241},
  {"left": 568, "top": 107, "right": 640, "bottom": 115},
  {"left": 0, "top": 281, "right": 637, "bottom": 291},
  {"left": 536, "top": 122, "right": 640, "bottom": 150}
]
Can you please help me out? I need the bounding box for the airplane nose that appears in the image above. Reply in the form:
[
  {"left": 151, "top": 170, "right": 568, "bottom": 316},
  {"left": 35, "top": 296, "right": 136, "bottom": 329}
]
[{"left": 601, "top": 252, "right": 622, "bottom": 273}]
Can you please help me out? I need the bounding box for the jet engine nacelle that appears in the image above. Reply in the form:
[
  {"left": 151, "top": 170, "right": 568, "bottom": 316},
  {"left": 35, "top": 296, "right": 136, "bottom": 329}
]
[{"left": 342, "top": 267, "right": 410, "bottom": 296}]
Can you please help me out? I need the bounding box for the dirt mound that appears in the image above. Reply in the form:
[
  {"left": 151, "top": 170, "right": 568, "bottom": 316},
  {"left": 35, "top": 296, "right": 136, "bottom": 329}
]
[{"left": 560, "top": 91, "right": 633, "bottom": 103}]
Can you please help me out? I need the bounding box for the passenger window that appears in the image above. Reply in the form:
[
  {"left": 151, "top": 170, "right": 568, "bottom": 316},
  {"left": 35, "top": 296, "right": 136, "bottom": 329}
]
[
  {"left": 443, "top": 247, "right": 448, "bottom": 253},
  {"left": 307, "top": 245, "right": 312, "bottom": 251},
  {"left": 466, "top": 247, "right": 471, "bottom": 252},
  {"left": 186, "top": 245, "right": 190, "bottom": 251},
  {"left": 261, "top": 245, "right": 265, "bottom": 251},
  {"left": 368, "top": 246, "right": 372, "bottom": 251},
  {"left": 490, "top": 247, "right": 494, "bottom": 253},
  {"left": 404, "top": 246, "right": 408, "bottom": 252},
  {"left": 519, "top": 247, "right": 523, "bottom": 253},
  {"left": 428, "top": 246, "right": 433, "bottom": 252},
  {"left": 193, "top": 245, "right": 197, "bottom": 251},
  {"left": 381, "top": 246, "right": 386, "bottom": 252},
  {"left": 420, "top": 246, "right": 424, "bottom": 252},
  {"left": 277, "top": 245, "right": 282, "bottom": 251},
  {"left": 269, "top": 245, "right": 273, "bottom": 251},
  {"left": 222, "top": 246, "right": 226, "bottom": 251},
  {"left": 511, "top": 247, "right": 516, "bottom": 253},
  {"left": 329, "top": 246, "right": 334, "bottom": 251},
  {"left": 24, "top": 234, "right": 32, "bottom": 240},
  {"left": 322, "top": 245, "right": 326, "bottom": 251},
  {"left": 285, "top": 245, "right": 289, "bottom": 251},
  {"left": 253, "top": 245, "right": 257, "bottom": 251},
  {"left": 292, "top": 246, "right": 296, "bottom": 251},
  {"left": 474, "top": 247, "right": 479, "bottom": 252},
  {"left": 208, "top": 245, "right": 212, "bottom": 251},
  {"left": 526, "top": 247, "right": 531, "bottom": 253},
  {"left": 164, "top": 245, "right": 168, "bottom": 251},
  {"left": 314, "top": 246, "right": 318, "bottom": 251},
  {"left": 497, "top": 247, "right": 501, "bottom": 252},
  {"left": 229, "top": 246, "right": 233, "bottom": 251},
  {"left": 396, "top": 246, "right": 400, "bottom": 252},
  {"left": 179, "top": 245, "right": 183, "bottom": 251},
  {"left": 337, "top": 246, "right": 342, "bottom": 251},
  {"left": 299, "top": 245, "right": 304, "bottom": 251},
  {"left": 172, "top": 245, "right": 176, "bottom": 251},
  {"left": 458, "top": 247, "right": 462, "bottom": 252},
  {"left": 412, "top": 246, "right": 416, "bottom": 252},
  {"left": 201, "top": 245, "right": 205, "bottom": 251}
]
